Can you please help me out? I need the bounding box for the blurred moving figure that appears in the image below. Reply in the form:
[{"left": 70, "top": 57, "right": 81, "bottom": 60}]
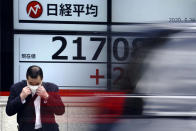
[{"left": 93, "top": 28, "right": 186, "bottom": 131}]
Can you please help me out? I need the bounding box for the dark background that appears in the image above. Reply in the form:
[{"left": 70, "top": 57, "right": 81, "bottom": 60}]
[{"left": 0, "top": 0, "right": 13, "bottom": 91}]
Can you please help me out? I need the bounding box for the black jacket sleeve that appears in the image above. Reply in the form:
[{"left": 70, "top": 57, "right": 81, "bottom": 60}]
[{"left": 6, "top": 84, "right": 24, "bottom": 116}]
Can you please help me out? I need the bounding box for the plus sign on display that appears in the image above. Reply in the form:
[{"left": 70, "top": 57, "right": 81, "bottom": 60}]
[
  {"left": 90, "top": 69, "right": 105, "bottom": 85},
  {"left": 13, "top": 0, "right": 108, "bottom": 89},
  {"left": 15, "top": 0, "right": 196, "bottom": 90}
]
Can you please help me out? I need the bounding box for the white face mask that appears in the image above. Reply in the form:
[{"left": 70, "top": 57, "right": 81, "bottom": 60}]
[
  {"left": 29, "top": 85, "right": 39, "bottom": 95},
  {"left": 27, "top": 81, "right": 42, "bottom": 95}
]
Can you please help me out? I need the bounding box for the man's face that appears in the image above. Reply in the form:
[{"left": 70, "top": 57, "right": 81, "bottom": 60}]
[{"left": 27, "top": 76, "right": 42, "bottom": 86}]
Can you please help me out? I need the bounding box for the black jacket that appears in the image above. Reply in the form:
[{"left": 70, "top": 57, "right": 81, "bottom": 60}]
[{"left": 6, "top": 80, "right": 65, "bottom": 131}]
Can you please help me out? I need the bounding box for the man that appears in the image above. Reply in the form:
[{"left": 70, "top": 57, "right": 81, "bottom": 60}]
[{"left": 6, "top": 65, "right": 65, "bottom": 131}]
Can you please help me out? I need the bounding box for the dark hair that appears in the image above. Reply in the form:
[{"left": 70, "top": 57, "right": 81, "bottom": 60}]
[{"left": 26, "top": 65, "right": 43, "bottom": 80}]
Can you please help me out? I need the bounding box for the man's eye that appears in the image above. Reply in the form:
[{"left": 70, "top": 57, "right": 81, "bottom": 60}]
[{"left": 29, "top": 83, "right": 39, "bottom": 86}]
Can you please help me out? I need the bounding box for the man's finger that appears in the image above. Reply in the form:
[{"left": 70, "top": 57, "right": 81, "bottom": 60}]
[
  {"left": 36, "top": 92, "right": 41, "bottom": 96},
  {"left": 37, "top": 88, "right": 42, "bottom": 92},
  {"left": 26, "top": 87, "right": 31, "bottom": 90},
  {"left": 26, "top": 89, "right": 31, "bottom": 93},
  {"left": 26, "top": 89, "right": 31, "bottom": 92},
  {"left": 39, "top": 86, "right": 44, "bottom": 89},
  {"left": 24, "top": 86, "right": 30, "bottom": 89}
]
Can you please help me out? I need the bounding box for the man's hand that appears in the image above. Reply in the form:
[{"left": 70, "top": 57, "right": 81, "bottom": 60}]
[
  {"left": 36, "top": 86, "right": 49, "bottom": 100},
  {"left": 20, "top": 86, "right": 32, "bottom": 101}
]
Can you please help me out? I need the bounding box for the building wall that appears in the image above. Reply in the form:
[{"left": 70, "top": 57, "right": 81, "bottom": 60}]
[{"left": 0, "top": 96, "right": 97, "bottom": 131}]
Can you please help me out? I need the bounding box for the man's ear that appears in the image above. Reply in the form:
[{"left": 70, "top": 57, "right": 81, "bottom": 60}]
[
  {"left": 40, "top": 81, "right": 43, "bottom": 86},
  {"left": 26, "top": 80, "right": 29, "bottom": 86}
]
